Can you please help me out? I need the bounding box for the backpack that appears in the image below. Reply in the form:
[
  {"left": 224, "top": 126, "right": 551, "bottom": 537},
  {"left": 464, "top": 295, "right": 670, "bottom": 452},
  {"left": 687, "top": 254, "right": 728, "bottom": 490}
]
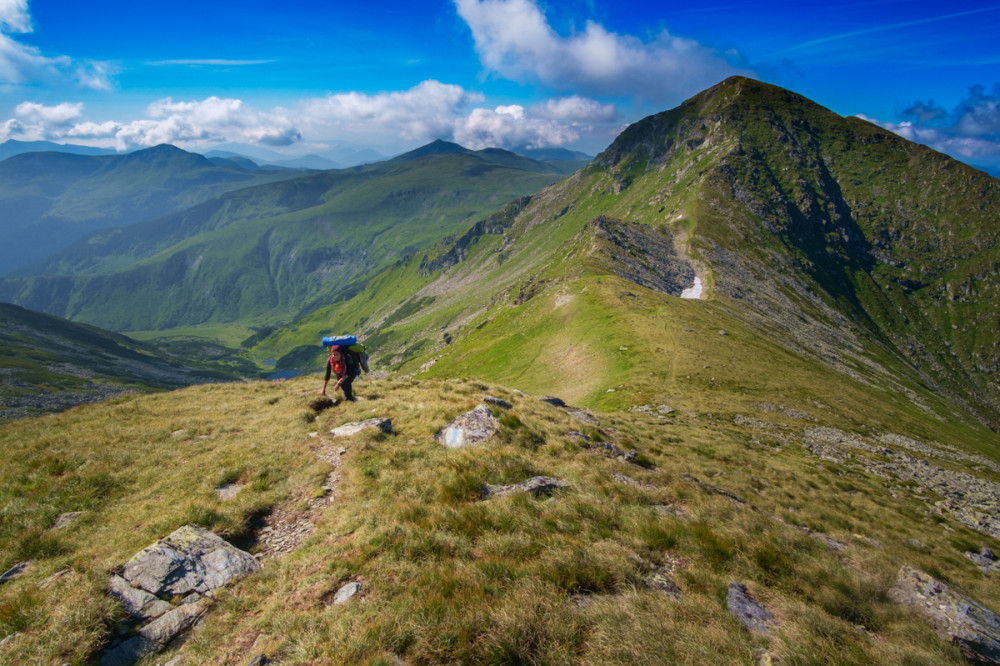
[
  {"left": 348, "top": 343, "right": 370, "bottom": 374},
  {"left": 323, "top": 335, "right": 369, "bottom": 374}
]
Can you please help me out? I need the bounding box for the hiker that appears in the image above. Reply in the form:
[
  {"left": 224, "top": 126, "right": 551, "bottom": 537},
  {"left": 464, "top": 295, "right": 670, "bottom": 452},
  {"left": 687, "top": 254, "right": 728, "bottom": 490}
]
[{"left": 319, "top": 346, "right": 359, "bottom": 401}]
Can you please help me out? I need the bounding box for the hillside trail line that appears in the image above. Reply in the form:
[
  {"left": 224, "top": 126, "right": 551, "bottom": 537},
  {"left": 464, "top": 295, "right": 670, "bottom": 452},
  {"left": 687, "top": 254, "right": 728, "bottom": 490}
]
[{"left": 253, "top": 433, "right": 348, "bottom": 560}]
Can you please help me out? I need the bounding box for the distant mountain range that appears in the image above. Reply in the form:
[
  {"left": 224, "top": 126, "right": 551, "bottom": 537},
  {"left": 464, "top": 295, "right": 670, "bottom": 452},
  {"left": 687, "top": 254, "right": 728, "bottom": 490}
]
[
  {"left": 0, "top": 145, "right": 307, "bottom": 276},
  {"left": 0, "top": 139, "right": 117, "bottom": 160},
  {"left": 0, "top": 143, "right": 570, "bottom": 332}
]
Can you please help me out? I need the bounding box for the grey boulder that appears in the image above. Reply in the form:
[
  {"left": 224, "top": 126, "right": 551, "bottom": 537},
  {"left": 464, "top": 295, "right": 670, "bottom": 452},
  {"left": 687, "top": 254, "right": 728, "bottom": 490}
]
[
  {"left": 435, "top": 405, "right": 499, "bottom": 448},
  {"left": 727, "top": 583, "right": 773, "bottom": 634},
  {"left": 122, "top": 524, "right": 260, "bottom": 597}
]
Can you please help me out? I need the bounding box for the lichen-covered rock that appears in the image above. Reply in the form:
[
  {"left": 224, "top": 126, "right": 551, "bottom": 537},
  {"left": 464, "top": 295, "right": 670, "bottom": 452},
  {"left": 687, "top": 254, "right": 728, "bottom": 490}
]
[
  {"left": 482, "top": 476, "right": 569, "bottom": 499},
  {"left": 331, "top": 418, "right": 392, "bottom": 437},
  {"left": 682, "top": 473, "right": 747, "bottom": 504},
  {"left": 538, "top": 396, "right": 566, "bottom": 407},
  {"left": 137, "top": 601, "right": 207, "bottom": 645},
  {"left": 122, "top": 524, "right": 260, "bottom": 597},
  {"left": 727, "top": 583, "right": 773, "bottom": 634},
  {"left": 108, "top": 575, "right": 172, "bottom": 621},
  {"left": 889, "top": 564, "right": 1000, "bottom": 664},
  {"left": 435, "top": 405, "right": 498, "bottom": 448},
  {"left": 646, "top": 571, "right": 681, "bottom": 599},
  {"left": 967, "top": 548, "right": 1000, "bottom": 575}
]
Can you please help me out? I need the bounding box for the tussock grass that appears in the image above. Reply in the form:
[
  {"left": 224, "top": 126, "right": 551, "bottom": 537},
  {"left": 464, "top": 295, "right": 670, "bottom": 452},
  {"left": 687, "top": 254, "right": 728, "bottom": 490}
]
[{"left": 1, "top": 374, "right": 997, "bottom": 664}]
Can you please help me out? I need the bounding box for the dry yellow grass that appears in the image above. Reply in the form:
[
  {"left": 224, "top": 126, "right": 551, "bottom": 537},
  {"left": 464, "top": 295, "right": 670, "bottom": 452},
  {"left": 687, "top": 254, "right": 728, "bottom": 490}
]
[{"left": 0, "top": 374, "right": 995, "bottom": 664}]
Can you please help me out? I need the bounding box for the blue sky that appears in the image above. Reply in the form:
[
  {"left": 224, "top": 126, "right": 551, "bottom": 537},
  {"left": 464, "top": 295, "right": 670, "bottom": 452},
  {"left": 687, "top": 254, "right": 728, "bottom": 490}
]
[{"left": 1, "top": 0, "right": 999, "bottom": 168}]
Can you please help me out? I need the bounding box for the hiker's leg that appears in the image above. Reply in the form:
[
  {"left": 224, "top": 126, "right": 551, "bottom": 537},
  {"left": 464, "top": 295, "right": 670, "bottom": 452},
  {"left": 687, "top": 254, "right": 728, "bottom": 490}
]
[{"left": 341, "top": 377, "right": 354, "bottom": 401}]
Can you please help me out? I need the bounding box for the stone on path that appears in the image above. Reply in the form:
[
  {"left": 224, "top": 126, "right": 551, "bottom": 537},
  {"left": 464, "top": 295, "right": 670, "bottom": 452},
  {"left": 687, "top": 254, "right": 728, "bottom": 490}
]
[
  {"left": 435, "top": 405, "right": 498, "bottom": 448},
  {"left": 333, "top": 581, "right": 361, "bottom": 605},
  {"left": 888, "top": 564, "right": 1000, "bottom": 664},
  {"left": 482, "top": 476, "right": 569, "bottom": 499},
  {"left": 331, "top": 418, "right": 392, "bottom": 437},
  {"left": 123, "top": 524, "right": 260, "bottom": 597},
  {"left": 727, "top": 583, "right": 773, "bottom": 634}
]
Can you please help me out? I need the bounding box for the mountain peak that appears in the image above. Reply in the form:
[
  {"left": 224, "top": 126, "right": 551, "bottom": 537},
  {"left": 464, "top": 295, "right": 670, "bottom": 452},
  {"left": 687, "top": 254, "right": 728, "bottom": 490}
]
[{"left": 393, "top": 140, "right": 471, "bottom": 162}]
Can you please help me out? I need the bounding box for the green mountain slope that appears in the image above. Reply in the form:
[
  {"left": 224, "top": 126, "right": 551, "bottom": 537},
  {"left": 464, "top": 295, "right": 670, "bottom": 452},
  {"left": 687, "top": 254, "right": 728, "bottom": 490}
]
[
  {"left": 260, "top": 77, "right": 1000, "bottom": 432},
  {"left": 0, "top": 147, "right": 568, "bottom": 334},
  {"left": 0, "top": 145, "right": 305, "bottom": 276},
  {"left": 0, "top": 302, "right": 254, "bottom": 419}
]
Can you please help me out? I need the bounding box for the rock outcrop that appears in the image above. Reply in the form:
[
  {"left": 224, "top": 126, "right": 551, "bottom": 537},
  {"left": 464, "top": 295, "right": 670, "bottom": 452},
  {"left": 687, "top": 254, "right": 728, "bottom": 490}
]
[
  {"left": 123, "top": 524, "right": 260, "bottom": 597},
  {"left": 101, "top": 525, "right": 260, "bottom": 665},
  {"left": 888, "top": 564, "right": 1000, "bottom": 664},
  {"left": 727, "top": 583, "right": 774, "bottom": 634},
  {"left": 435, "top": 405, "right": 499, "bottom": 448}
]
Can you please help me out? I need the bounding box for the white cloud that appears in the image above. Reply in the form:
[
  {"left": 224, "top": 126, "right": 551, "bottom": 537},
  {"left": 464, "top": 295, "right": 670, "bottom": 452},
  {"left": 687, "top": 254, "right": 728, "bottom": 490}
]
[
  {"left": 0, "top": 0, "right": 31, "bottom": 33},
  {"left": 2, "top": 82, "right": 618, "bottom": 154},
  {"left": 453, "top": 104, "right": 583, "bottom": 149},
  {"left": 299, "top": 80, "right": 482, "bottom": 141},
  {"left": 0, "top": 0, "right": 114, "bottom": 90},
  {"left": 532, "top": 96, "right": 617, "bottom": 123},
  {"left": 453, "top": 0, "right": 753, "bottom": 103},
  {"left": 3, "top": 96, "right": 301, "bottom": 150},
  {"left": 0, "top": 116, "right": 21, "bottom": 140},
  {"left": 298, "top": 81, "right": 616, "bottom": 150},
  {"left": 859, "top": 116, "right": 1000, "bottom": 160},
  {"left": 15, "top": 100, "right": 82, "bottom": 125},
  {"left": 858, "top": 84, "right": 1000, "bottom": 164}
]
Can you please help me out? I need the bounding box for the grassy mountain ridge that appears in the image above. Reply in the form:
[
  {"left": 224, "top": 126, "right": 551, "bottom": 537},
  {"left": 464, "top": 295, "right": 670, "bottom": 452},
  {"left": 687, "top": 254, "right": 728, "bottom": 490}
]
[
  {"left": 259, "top": 77, "right": 1000, "bottom": 431},
  {"left": 0, "top": 375, "right": 997, "bottom": 663},
  {"left": 0, "top": 145, "right": 306, "bottom": 276},
  {"left": 0, "top": 149, "right": 567, "bottom": 333}
]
